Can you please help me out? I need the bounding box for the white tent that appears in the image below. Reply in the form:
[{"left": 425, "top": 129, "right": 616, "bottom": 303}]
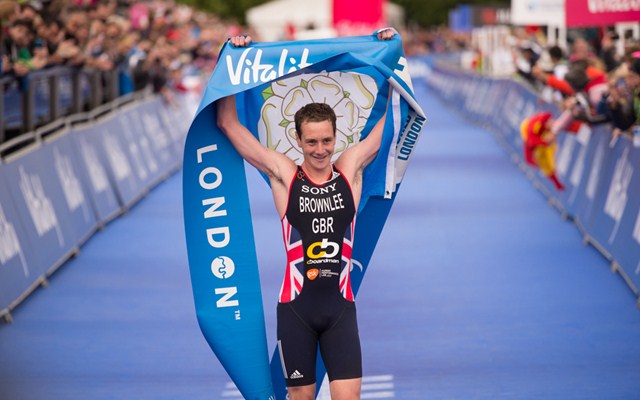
[{"left": 246, "top": 0, "right": 404, "bottom": 41}]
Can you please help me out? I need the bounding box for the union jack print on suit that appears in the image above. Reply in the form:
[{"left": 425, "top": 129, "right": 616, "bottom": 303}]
[
  {"left": 279, "top": 216, "right": 305, "bottom": 302},
  {"left": 339, "top": 219, "right": 355, "bottom": 301}
]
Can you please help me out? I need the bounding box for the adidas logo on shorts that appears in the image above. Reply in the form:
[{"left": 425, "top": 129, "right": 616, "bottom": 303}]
[{"left": 290, "top": 370, "right": 304, "bottom": 379}]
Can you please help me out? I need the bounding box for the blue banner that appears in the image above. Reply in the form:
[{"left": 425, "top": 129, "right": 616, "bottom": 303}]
[
  {"left": 573, "top": 130, "right": 613, "bottom": 236},
  {"left": 608, "top": 138, "right": 640, "bottom": 291},
  {"left": 94, "top": 114, "right": 145, "bottom": 208},
  {"left": 554, "top": 126, "right": 594, "bottom": 216},
  {"left": 586, "top": 134, "right": 634, "bottom": 260},
  {"left": 0, "top": 166, "right": 38, "bottom": 312},
  {"left": 42, "top": 132, "right": 98, "bottom": 245},
  {"left": 69, "top": 123, "right": 122, "bottom": 224},
  {"left": 183, "top": 33, "right": 426, "bottom": 400},
  {"left": 117, "top": 101, "right": 177, "bottom": 185},
  {"left": 137, "top": 98, "right": 182, "bottom": 171},
  {"left": 2, "top": 143, "right": 81, "bottom": 277},
  {"left": 157, "top": 98, "right": 191, "bottom": 159},
  {"left": 114, "top": 106, "right": 162, "bottom": 190}
]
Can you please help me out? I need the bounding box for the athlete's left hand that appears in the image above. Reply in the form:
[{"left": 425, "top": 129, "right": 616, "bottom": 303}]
[
  {"left": 229, "top": 35, "right": 252, "bottom": 47},
  {"left": 376, "top": 28, "right": 397, "bottom": 40}
]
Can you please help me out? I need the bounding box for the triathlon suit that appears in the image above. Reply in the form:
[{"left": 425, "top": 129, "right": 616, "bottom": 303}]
[{"left": 277, "top": 165, "right": 361, "bottom": 387}]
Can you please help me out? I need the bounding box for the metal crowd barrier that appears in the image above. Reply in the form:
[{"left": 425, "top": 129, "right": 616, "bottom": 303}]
[
  {"left": 0, "top": 90, "right": 193, "bottom": 323},
  {"left": 1, "top": 67, "right": 120, "bottom": 147}
]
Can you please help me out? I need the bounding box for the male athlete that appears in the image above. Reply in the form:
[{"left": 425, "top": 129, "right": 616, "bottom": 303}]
[{"left": 217, "top": 29, "right": 396, "bottom": 400}]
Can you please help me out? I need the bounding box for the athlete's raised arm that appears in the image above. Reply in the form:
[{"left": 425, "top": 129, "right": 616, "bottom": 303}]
[
  {"left": 216, "top": 36, "right": 297, "bottom": 215},
  {"left": 334, "top": 28, "right": 397, "bottom": 205},
  {"left": 216, "top": 94, "right": 283, "bottom": 179},
  {"left": 335, "top": 83, "right": 392, "bottom": 203}
]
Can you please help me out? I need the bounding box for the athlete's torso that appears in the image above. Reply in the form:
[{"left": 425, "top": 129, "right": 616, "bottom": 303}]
[{"left": 279, "top": 165, "right": 356, "bottom": 304}]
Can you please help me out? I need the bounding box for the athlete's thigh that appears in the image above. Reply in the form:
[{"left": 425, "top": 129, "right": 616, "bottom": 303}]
[
  {"left": 318, "top": 302, "right": 362, "bottom": 381},
  {"left": 277, "top": 303, "right": 318, "bottom": 386}
]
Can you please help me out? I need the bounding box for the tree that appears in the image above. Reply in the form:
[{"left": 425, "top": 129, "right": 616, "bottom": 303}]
[
  {"left": 176, "top": 0, "right": 509, "bottom": 28},
  {"left": 176, "top": 0, "right": 270, "bottom": 25},
  {"left": 391, "top": 0, "right": 509, "bottom": 28}
]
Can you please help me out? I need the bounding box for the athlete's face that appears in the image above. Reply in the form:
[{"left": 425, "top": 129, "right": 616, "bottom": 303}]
[{"left": 296, "top": 120, "right": 335, "bottom": 172}]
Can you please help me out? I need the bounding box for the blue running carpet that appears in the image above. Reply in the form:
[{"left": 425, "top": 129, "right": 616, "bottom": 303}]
[{"left": 1, "top": 81, "right": 639, "bottom": 399}]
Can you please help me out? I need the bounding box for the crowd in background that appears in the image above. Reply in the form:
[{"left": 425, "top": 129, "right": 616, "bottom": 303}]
[
  {"left": 2, "top": 0, "right": 639, "bottom": 143},
  {"left": 505, "top": 26, "right": 640, "bottom": 143},
  {"left": 0, "top": 0, "right": 251, "bottom": 103}
]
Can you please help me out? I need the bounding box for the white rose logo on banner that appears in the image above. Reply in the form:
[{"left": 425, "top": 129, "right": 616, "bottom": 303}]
[{"left": 257, "top": 71, "right": 378, "bottom": 163}]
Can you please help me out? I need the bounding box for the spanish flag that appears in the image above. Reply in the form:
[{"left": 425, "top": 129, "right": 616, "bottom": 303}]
[{"left": 521, "top": 112, "right": 565, "bottom": 190}]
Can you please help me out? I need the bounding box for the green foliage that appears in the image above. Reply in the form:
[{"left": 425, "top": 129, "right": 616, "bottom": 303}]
[
  {"left": 391, "top": 0, "right": 509, "bottom": 28},
  {"left": 176, "top": 0, "right": 509, "bottom": 28},
  {"left": 175, "top": 0, "right": 270, "bottom": 25}
]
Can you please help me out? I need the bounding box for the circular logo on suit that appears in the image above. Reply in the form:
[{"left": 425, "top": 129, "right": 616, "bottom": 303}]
[{"left": 306, "top": 268, "right": 319, "bottom": 280}]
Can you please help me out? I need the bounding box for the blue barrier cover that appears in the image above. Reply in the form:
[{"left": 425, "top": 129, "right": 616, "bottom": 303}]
[
  {"left": 131, "top": 99, "right": 179, "bottom": 175},
  {"left": 69, "top": 124, "right": 122, "bottom": 224},
  {"left": 156, "top": 94, "right": 195, "bottom": 156},
  {"left": 608, "top": 138, "right": 640, "bottom": 290},
  {"left": 2, "top": 144, "right": 81, "bottom": 276},
  {"left": 157, "top": 100, "right": 188, "bottom": 157},
  {"left": 42, "top": 132, "right": 98, "bottom": 243},
  {"left": 571, "top": 129, "right": 613, "bottom": 231},
  {"left": 587, "top": 136, "right": 635, "bottom": 259},
  {"left": 95, "top": 114, "right": 145, "bottom": 207},
  {"left": 488, "top": 81, "right": 521, "bottom": 139},
  {"left": 500, "top": 83, "right": 540, "bottom": 156},
  {"left": 557, "top": 126, "right": 594, "bottom": 215},
  {"left": 115, "top": 106, "right": 163, "bottom": 190},
  {"left": 0, "top": 167, "right": 39, "bottom": 311}
]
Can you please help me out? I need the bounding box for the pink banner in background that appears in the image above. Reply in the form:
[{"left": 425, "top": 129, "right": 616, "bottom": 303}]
[
  {"left": 333, "top": 0, "right": 386, "bottom": 36},
  {"left": 566, "top": 0, "right": 640, "bottom": 27}
]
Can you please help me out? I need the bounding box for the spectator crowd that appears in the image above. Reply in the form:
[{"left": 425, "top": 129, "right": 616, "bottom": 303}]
[
  {"left": 508, "top": 27, "right": 640, "bottom": 144},
  {"left": 2, "top": 1, "right": 639, "bottom": 145},
  {"left": 0, "top": 0, "right": 249, "bottom": 108}
]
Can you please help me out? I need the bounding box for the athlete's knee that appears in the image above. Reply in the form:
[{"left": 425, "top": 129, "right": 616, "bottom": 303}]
[
  {"left": 330, "top": 377, "right": 362, "bottom": 400},
  {"left": 287, "top": 383, "right": 316, "bottom": 400}
]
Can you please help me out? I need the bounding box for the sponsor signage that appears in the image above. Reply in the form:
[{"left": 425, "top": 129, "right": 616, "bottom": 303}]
[
  {"left": 511, "top": 0, "right": 565, "bottom": 26},
  {"left": 131, "top": 100, "right": 177, "bottom": 174},
  {"left": 0, "top": 168, "right": 37, "bottom": 311},
  {"left": 608, "top": 139, "right": 640, "bottom": 291},
  {"left": 96, "top": 115, "right": 145, "bottom": 207},
  {"left": 69, "top": 124, "right": 122, "bottom": 223},
  {"left": 2, "top": 143, "right": 80, "bottom": 277},
  {"left": 566, "top": 0, "right": 640, "bottom": 27},
  {"left": 333, "top": 0, "right": 385, "bottom": 36},
  {"left": 43, "top": 132, "right": 98, "bottom": 244},
  {"left": 586, "top": 137, "right": 633, "bottom": 257}
]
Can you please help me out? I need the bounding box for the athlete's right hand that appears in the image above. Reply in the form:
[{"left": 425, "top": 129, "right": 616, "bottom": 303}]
[{"left": 229, "top": 35, "right": 252, "bottom": 47}]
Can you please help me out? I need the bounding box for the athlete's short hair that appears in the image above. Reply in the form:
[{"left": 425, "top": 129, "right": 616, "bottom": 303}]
[{"left": 294, "top": 103, "right": 337, "bottom": 139}]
